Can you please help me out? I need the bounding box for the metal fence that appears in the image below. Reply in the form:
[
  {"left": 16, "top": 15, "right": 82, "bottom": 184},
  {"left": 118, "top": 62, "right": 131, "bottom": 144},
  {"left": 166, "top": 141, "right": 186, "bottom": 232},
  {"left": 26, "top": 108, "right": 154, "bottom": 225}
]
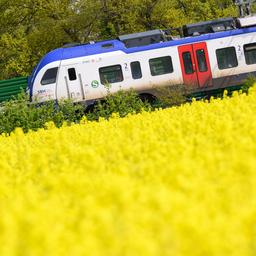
[{"left": 0, "top": 77, "right": 28, "bottom": 102}]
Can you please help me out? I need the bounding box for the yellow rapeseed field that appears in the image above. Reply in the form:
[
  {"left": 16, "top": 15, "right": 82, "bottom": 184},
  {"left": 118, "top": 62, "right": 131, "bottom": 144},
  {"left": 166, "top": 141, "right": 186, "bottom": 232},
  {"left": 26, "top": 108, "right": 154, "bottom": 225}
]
[{"left": 1, "top": 88, "right": 256, "bottom": 256}]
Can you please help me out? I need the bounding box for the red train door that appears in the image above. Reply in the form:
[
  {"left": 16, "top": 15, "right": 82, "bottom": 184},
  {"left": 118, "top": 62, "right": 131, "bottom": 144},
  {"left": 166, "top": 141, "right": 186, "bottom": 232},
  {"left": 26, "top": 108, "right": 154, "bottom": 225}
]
[{"left": 178, "top": 42, "right": 212, "bottom": 88}]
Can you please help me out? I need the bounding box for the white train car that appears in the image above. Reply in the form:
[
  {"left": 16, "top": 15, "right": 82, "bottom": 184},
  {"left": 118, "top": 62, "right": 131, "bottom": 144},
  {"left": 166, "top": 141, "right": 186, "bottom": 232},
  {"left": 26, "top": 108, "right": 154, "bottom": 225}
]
[{"left": 28, "top": 16, "right": 256, "bottom": 106}]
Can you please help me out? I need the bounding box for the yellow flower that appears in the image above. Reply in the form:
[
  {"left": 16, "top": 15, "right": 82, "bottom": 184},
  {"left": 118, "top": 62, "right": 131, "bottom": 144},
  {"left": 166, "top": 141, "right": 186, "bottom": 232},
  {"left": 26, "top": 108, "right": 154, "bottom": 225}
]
[{"left": 0, "top": 86, "right": 256, "bottom": 255}]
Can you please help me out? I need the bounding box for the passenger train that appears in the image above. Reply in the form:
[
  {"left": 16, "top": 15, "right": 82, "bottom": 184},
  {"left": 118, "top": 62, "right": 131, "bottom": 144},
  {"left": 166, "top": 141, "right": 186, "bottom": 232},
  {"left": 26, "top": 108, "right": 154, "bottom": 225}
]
[{"left": 28, "top": 15, "right": 256, "bottom": 106}]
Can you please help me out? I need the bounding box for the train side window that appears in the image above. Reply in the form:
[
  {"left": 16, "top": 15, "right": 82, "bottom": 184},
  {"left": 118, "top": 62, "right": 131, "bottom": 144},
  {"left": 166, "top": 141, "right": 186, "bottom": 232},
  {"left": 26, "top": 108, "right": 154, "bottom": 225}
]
[
  {"left": 149, "top": 56, "right": 173, "bottom": 76},
  {"left": 182, "top": 52, "right": 194, "bottom": 74},
  {"left": 131, "top": 61, "right": 142, "bottom": 79},
  {"left": 68, "top": 68, "right": 77, "bottom": 81},
  {"left": 41, "top": 67, "right": 58, "bottom": 85},
  {"left": 244, "top": 43, "right": 256, "bottom": 65},
  {"left": 196, "top": 49, "right": 208, "bottom": 72},
  {"left": 216, "top": 47, "right": 238, "bottom": 70},
  {"left": 99, "top": 65, "right": 124, "bottom": 84}
]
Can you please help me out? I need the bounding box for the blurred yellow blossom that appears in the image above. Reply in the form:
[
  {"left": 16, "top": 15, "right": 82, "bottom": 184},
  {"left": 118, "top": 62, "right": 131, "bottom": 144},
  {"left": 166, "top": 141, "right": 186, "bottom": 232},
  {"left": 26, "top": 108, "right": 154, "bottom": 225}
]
[{"left": 0, "top": 88, "right": 256, "bottom": 255}]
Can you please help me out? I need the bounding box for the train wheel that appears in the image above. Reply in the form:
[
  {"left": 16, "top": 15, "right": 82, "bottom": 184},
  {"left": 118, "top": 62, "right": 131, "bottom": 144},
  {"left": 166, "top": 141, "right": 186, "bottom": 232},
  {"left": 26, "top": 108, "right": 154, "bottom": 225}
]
[
  {"left": 85, "top": 103, "right": 96, "bottom": 114},
  {"left": 139, "top": 93, "right": 157, "bottom": 104}
]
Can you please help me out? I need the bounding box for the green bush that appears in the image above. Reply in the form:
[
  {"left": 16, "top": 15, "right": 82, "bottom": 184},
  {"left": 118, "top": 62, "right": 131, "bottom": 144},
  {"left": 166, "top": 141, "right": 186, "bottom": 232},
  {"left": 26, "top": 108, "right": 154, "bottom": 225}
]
[
  {"left": 0, "top": 89, "right": 152, "bottom": 134},
  {"left": 86, "top": 89, "right": 152, "bottom": 121},
  {"left": 0, "top": 87, "right": 186, "bottom": 134},
  {"left": 0, "top": 92, "right": 84, "bottom": 134},
  {"left": 154, "top": 84, "right": 188, "bottom": 108},
  {"left": 242, "top": 75, "right": 256, "bottom": 92}
]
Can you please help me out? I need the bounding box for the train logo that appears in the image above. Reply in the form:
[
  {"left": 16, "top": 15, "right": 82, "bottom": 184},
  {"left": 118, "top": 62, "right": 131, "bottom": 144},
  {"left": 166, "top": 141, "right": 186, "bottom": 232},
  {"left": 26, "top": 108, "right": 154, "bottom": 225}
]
[{"left": 91, "top": 80, "right": 99, "bottom": 88}]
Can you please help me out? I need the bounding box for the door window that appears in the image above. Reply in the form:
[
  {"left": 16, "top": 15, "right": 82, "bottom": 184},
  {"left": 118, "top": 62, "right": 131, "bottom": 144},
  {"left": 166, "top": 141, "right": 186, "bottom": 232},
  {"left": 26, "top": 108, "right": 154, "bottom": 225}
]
[
  {"left": 182, "top": 52, "right": 194, "bottom": 74},
  {"left": 196, "top": 49, "right": 208, "bottom": 72},
  {"left": 68, "top": 68, "right": 77, "bottom": 81}
]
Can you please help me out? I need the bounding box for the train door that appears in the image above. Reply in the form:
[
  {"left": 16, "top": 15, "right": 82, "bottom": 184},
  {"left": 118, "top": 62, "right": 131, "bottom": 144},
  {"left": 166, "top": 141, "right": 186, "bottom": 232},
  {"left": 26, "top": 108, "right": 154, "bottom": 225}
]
[
  {"left": 57, "top": 65, "right": 86, "bottom": 101},
  {"left": 178, "top": 42, "right": 212, "bottom": 88}
]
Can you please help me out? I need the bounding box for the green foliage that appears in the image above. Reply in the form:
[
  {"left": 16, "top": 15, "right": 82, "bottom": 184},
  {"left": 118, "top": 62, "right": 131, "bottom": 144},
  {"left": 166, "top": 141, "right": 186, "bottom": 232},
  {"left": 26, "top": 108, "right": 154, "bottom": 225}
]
[
  {"left": 154, "top": 84, "right": 188, "bottom": 108},
  {"left": 0, "top": 84, "right": 194, "bottom": 134},
  {"left": 0, "top": 0, "right": 240, "bottom": 79},
  {"left": 241, "top": 75, "right": 256, "bottom": 92},
  {"left": 0, "top": 89, "right": 153, "bottom": 134},
  {"left": 86, "top": 89, "right": 152, "bottom": 121},
  {"left": 0, "top": 80, "right": 247, "bottom": 134},
  {"left": 0, "top": 92, "right": 84, "bottom": 134}
]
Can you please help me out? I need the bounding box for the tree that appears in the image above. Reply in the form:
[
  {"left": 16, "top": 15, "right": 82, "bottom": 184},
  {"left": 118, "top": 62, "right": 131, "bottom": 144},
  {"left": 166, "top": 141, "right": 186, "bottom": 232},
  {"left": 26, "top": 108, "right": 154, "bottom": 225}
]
[{"left": 0, "top": 0, "right": 242, "bottom": 79}]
